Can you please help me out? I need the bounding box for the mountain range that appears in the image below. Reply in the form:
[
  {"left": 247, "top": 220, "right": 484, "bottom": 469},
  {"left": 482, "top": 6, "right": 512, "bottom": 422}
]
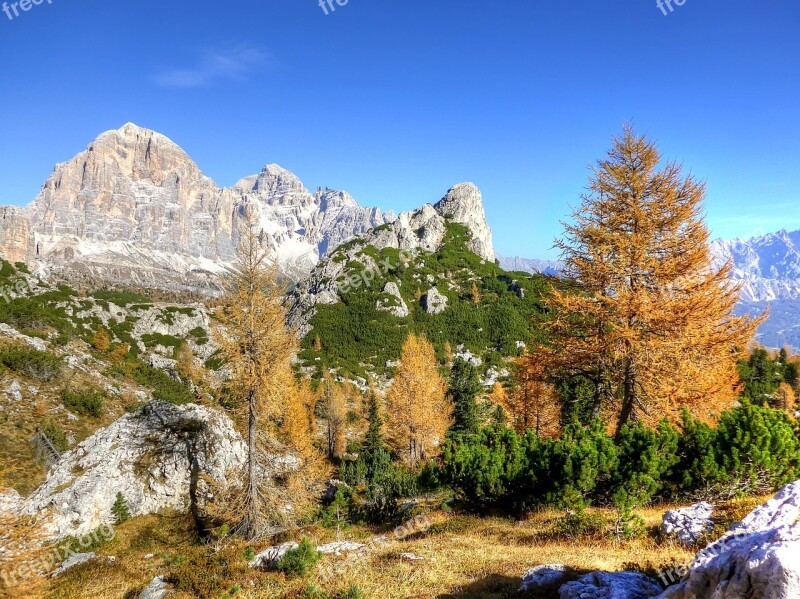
[
  {"left": 1, "top": 123, "right": 798, "bottom": 349},
  {"left": 0, "top": 123, "right": 394, "bottom": 291}
]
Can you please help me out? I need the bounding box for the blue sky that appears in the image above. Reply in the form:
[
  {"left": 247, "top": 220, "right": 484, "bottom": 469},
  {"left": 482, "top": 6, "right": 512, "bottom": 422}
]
[{"left": 1, "top": 0, "right": 798, "bottom": 259}]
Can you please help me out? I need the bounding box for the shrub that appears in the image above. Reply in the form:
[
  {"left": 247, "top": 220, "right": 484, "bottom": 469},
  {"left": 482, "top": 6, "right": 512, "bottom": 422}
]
[
  {"left": 40, "top": 418, "right": 68, "bottom": 452},
  {"left": 0, "top": 345, "right": 62, "bottom": 381},
  {"left": 276, "top": 538, "right": 321, "bottom": 577},
  {"left": 112, "top": 492, "right": 131, "bottom": 524},
  {"left": 62, "top": 388, "right": 105, "bottom": 418},
  {"left": 133, "top": 365, "right": 194, "bottom": 405}
]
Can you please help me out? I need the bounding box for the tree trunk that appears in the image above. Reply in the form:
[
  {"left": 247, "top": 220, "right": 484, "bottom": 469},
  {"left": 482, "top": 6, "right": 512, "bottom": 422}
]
[
  {"left": 246, "top": 387, "right": 258, "bottom": 539},
  {"left": 617, "top": 359, "right": 637, "bottom": 438}
]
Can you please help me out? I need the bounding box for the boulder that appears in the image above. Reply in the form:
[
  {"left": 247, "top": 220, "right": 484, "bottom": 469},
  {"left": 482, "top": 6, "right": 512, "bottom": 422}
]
[
  {"left": 659, "top": 480, "right": 800, "bottom": 599},
  {"left": 559, "top": 571, "right": 662, "bottom": 599},
  {"left": 423, "top": 287, "right": 448, "bottom": 315},
  {"left": 249, "top": 541, "right": 299, "bottom": 570},
  {"left": 317, "top": 541, "right": 366, "bottom": 555},
  {"left": 139, "top": 575, "right": 173, "bottom": 599},
  {"left": 22, "top": 401, "right": 300, "bottom": 540},
  {"left": 376, "top": 282, "right": 409, "bottom": 318},
  {"left": 51, "top": 552, "right": 98, "bottom": 577},
  {"left": 520, "top": 564, "right": 571, "bottom": 593},
  {"left": 662, "top": 502, "right": 714, "bottom": 545}
]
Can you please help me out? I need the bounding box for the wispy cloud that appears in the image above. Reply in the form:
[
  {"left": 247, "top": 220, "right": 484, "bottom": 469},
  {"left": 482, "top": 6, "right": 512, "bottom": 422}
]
[{"left": 152, "top": 43, "right": 270, "bottom": 89}]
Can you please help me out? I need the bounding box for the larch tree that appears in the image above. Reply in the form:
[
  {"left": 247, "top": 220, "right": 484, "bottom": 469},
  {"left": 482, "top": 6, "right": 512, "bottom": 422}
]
[
  {"left": 541, "top": 126, "right": 764, "bottom": 434},
  {"left": 776, "top": 382, "right": 796, "bottom": 414},
  {"left": 503, "top": 352, "right": 562, "bottom": 438},
  {"left": 385, "top": 333, "right": 452, "bottom": 467},
  {"left": 323, "top": 375, "right": 348, "bottom": 459},
  {"left": 213, "top": 212, "right": 308, "bottom": 540}
]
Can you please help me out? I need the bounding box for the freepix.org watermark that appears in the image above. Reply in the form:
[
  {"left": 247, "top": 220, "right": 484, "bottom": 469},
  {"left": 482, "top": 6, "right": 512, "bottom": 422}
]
[
  {"left": 1, "top": 525, "right": 116, "bottom": 588},
  {"left": 657, "top": 0, "right": 687, "bottom": 16},
  {"left": 318, "top": 0, "right": 349, "bottom": 16},
  {"left": 2, "top": 0, "right": 53, "bottom": 22}
]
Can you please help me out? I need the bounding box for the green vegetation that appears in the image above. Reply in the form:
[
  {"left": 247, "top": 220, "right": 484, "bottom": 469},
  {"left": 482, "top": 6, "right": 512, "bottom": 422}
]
[
  {"left": 41, "top": 418, "right": 69, "bottom": 452},
  {"left": 112, "top": 492, "right": 131, "bottom": 524},
  {"left": 131, "top": 365, "right": 194, "bottom": 405},
  {"left": 441, "top": 403, "right": 800, "bottom": 513},
  {"left": 0, "top": 344, "right": 62, "bottom": 382},
  {"left": 300, "top": 222, "right": 561, "bottom": 379},
  {"left": 61, "top": 387, "right": 106, "bottom": 418},
  {"left": 276, "top": 538, "right": 323, "bottom": 577},
  {"left": 90, "top": 289, "right": 153, "bottom": 307}
]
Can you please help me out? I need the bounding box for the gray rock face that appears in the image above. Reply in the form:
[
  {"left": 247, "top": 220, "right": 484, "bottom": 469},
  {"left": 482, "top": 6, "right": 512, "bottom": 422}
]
[
  {"left": 0, "top": 123, "right": 390, "bottom": 291},
  {"left": 285, "top": 182, "right": 495, "bottom": 335},
  {"left": 423, "top": 287, "right": 448, "bottom": 315},
  {"left": 520, "top": 564, "right": 571, "bottom": 593},
  {"left": 0, "top": 488, "right": 23, "bottom": 517},
  {"left": 0, "top": 207, "right": 33, "bottom": 263},
  {"left": 434, "top": 183, "right": 495, "bottom": 263},
  {"left": 560, "top": 571, "right": 662, "bottom": 599},
  {"left": 22, "top": 401, "right": 297, "bottom": 540},
  {"left": 376, "top": 282, "right": 409, "bottom": 318},
  {"left": 662, "top": 502, "right": 714, "bottom": 545},
  {"left": 660, "top": 480, "right": 800, "bottom": 599}
]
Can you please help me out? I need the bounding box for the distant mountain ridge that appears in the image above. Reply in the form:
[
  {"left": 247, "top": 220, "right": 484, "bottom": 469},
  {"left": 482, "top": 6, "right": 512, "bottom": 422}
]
[{"left": 0, "top": 123, "right": 395, "bottom": 291}]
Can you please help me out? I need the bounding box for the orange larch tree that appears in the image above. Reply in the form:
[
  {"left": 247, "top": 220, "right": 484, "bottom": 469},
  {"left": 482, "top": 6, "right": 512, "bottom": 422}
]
[{"left": 540, "top": 126, "right": 764, "bottom": 434}]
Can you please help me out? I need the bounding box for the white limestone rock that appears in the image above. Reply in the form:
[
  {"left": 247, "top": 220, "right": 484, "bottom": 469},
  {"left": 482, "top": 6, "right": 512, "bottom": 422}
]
[
  {"left": 317, "top": 541, "right": 366, "bottom": 555},
  {"left": 139, "top": 575, "right": 173, "bottom": 599},
  {"left": 376, "top": 282, "right": 409, "bottom": 318},
  {"left": 22, "top": 401, "right": 300, "bottom": 540},
  {"left": 51, "top": 552, "right": 97, "bottom": 577},
  {"left": 423, "top": 287, "right": 448, "bottom": 315},
  {"left": 659, "top": 480, "right": 800, "bottom": 599},
  {"left": 560, "top": 571, "right": 662, "bottom": 599},
  {"left": 0, "top": 323, "right": 47, "bottom": 351},
  {"left": 662, "top": 502, "right": 714, "bottom": 545},
  {"left": 0, "top": 123, "right": 390, "bottom": 293}
]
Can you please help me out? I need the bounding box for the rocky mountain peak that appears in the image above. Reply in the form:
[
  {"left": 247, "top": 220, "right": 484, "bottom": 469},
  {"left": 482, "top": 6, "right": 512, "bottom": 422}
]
[
  {"left": 434, "top": 183, "right": 495, "bottom": 263},
  {"left": 0, "top": 124, "right": 394, "bottom": 291}
]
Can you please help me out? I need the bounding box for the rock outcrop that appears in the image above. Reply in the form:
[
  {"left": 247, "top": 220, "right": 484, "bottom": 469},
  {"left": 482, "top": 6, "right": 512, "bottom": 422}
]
[
  {"left": 287, "top": 184, "right": 495, "bottom": 335},
  {"left": 423, "top": 287, "right": 448, "bottom": 315},
  {"left": 0, "top": 123, "right": 391, "bottom": 291},
  {"left": 22, "top": 401, "right": 299, "bottom": 540},
  {"left": 661, "top": 502, "right": 714, "bottom": 545},
  {"left": 660, "top": 480, "right": 800, "bottom": 599},
  {"left": 559, "top": 571, "right": 662, "bottom": 599}
]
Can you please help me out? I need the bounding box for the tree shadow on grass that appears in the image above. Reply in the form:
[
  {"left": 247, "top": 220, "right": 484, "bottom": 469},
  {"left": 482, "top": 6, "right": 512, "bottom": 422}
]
[{"left": 436, "top": 573, "right": 560, "bottom": 599}]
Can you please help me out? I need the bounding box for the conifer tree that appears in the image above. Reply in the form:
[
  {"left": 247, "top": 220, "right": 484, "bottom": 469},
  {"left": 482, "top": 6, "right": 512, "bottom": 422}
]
[
  {"left": 448, "top": 358, "right": 482, "bottom": 437},
  {"left": 363, "top": 390, "right": 384, "bottom": 454},
  {"left": 385, "top": 333, "right": 452, "bottom": 467},
  {"left": 539, "top": 126, "right": 764, "bottom": 433},
  {"left": 214, "top": 212, "right": 315, "bottom": 540},
  {"left": 112, "top": 492, "right": 131, "bottom": 524}
]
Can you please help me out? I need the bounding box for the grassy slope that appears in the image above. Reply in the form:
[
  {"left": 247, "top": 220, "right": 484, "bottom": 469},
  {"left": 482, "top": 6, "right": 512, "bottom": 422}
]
[{"left": 42, "top": 496, "right": 767, "bottom": 599}]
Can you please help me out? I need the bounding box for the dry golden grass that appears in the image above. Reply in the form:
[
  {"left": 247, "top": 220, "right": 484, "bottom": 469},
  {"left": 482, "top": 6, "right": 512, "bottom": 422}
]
[{"left": 39, "top": 495, "right": 768, "bottom": 599}]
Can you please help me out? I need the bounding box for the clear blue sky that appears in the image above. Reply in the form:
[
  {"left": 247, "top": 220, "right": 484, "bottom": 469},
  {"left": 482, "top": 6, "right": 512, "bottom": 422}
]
[{"left": 1, "top": 0, "right": 798, "bottom": 259}]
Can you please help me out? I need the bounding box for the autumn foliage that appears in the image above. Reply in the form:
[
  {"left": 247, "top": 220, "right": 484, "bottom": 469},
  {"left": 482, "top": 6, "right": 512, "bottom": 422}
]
[
  {"left": 538, "top": 126, "right": 763, "bottom": 433},
  {"left": 385, "top": 333, "right": 452, "bottom": 467},
  {"left": 501, "top": 353, "right": 561, "bottom": 438}
]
